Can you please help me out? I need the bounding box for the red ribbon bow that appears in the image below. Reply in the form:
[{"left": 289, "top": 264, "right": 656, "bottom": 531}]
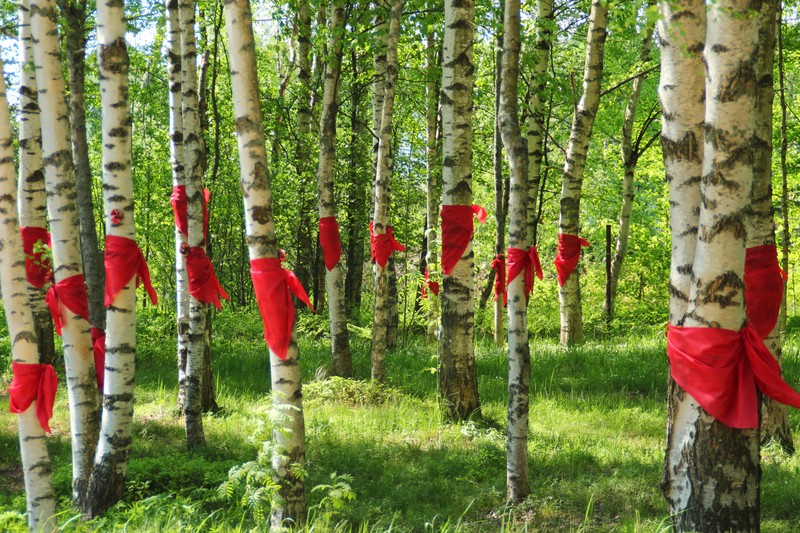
[
  {"left": 104, "top": 235, "right": 158, "bottom": 307},
  {"left": 170, "top": 185, "right": 211, "bottom": 241},
  {"left": 490, "top": 253, "right": 507, "bottom": 306},
  {"left": 183, "top": 245, "right": 229, "bottom": 310},
  {"left": 319, "top": 216, "right": 343, "bottom": 271},
  {"left": 250, "top": 257, "right": 315, "bottom": 360},
  {"left": 744, "top": 245, "right": 786, "bottom": 339},
  {"left": 91, "top": 327, "right": 105, "bottom": 391},
  {"left": 46, "top": 274, "right": 90, "bottom": 336},
  {"left": 554, "top": 233, "right": 589, "bottom": 286},
  {"left": 369, "top": 222, "right": 406, "bottom": 268},
  {"left": 508, "top": 246, "right": 543, "bottom": 299},
  {"left": 668, "top": 324, "right": 800, "bottom": 429},
  {"left": 8, "top": 362, "right": 58, "bottom": 433},
  {"left": 441, "top": 204, "right": 487, "bottom": 275},
  {"left": 20, "top": 226, "right": 52, "bottom": 289},
  {"left": 421, "top": 265, "right": 440, "bottom": 299}
]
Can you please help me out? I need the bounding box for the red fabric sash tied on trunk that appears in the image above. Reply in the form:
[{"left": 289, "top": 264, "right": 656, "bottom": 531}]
[
  {"left": 250, "top": 257, "right": 315, "bottom": 360},
  {"left": 319, "top": 216, "right": 343, "bottom": 271},
  {"left": 667, "top": 324, "right": 800, "bottom": 429},
  {"left": 170, "top": 185, "right": 211, "bottom": 240},
  {"left": 369, "top": 222, "right": 406, "bottom": 267},
  {"left": 490, "top": 254, "right": 507, "bottom": 306},
  {"left": 508, "top": 246, "right": 543, "bottom": 298},
  {"left": 46, "top": 274, "right": 89, "bottom": 336},
  {"left": 421, "top": 265, "right": 440, "bottom": 299},
  {"left": 8, "top": 362, "right": 58, "bottom": 433},
  {"left": 20, "top": 226, "right": 52, "bottom": 289},
  {"left": 91, "top": 328, "right": 105, "bottom": 391},
  {"left": 554, "top": 233, "right": 590, "bottom": 286},
  {"left": 104, "top": 235, "right": 158, "bottom": 306},
  {"left": 183, "top": 245, "right": 229, "bottom": 309},
  {"left": 744, "top": 245, "right": 786, "bottom": 339},
  {"left": 440, "top": 204, "right": 487, "bottom": 275}
]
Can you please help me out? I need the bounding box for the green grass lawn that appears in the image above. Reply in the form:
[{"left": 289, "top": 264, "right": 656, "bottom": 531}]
[{"left": 2, "top": 308, "right": 800, "bottom": 531}]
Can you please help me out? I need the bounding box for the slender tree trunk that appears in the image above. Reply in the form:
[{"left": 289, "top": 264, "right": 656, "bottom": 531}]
[
  {"left": 604, "top": 4, "right": 655, "bottom": 321},
  {"left": 17, "top": 0, "right": 56, "bottom": 365},
  {"left": 778, "top": 1, "right": 790, "bottom": 336},
  {"left": 224, "top": 0, "right": 306, "bottom": 524},
  {"left": 498, "top": 0, "right": 530, "bottom": 502},
  {"left": 492, "top": 13, "right": 506, "bottom": 346},
  {"left": 661, "top": 2, "right": 761, "bottom": 530},
  {"left": 179, "top": 0, "right": 207, "bottom": 449},
  {"left": 83, "top": 0, "right": 139, "bottom": 515},
  {"left": 370, "top": 0, "right": 402, "bottom": 383},
  {"left": 0, "top": 61, "right": 58, "bottom": 533},
  {"left": 317, "top": 0, "right": 353, "bottom": 377},
  {"left": 438, "top": 0, "right": 481, "bottom": 420},
  {"left": 425, "top": 30, "right": 441, "bottom": 344},
  {"left": 557, "top": 0, "right": 608, "bottom": 345},
  {"left": 30, "top": 0, "right": 100, "bottom": 507}
]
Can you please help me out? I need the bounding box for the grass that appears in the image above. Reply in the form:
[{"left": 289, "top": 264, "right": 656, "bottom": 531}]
[{"left": 1, "top": 307, "right": 800, "bottom": 531}]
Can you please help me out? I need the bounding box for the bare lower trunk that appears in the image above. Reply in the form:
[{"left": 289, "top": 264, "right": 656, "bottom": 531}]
[
  {"left": 425, "top": 30, "right": 441, "bottom": 344},
  {"left": 492, "top": 21, "right": 506, "bottom": 347}
]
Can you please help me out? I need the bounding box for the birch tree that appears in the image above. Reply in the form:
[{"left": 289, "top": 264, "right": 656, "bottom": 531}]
[
  {"left": 424, "top": 28, "right": 442, "bottom": 344},
  {"left": 0, "top": 62, "right": 58, "bottom": 533},
  {"left": 438, "top": 0, "right": 480, "bottom": 419},
  {"left": 556, "top": 0, "right": 608, "bottom": 345},
  {"left": 498, "top": 0, "right": 530, "bottom": 502},
  {"left": 317, "top": 0, "right": 353, "bottom": 377},
  {"left": 30, "top": 0, "right": 100, "bottom": 505},
  {"left": 17, "top": 0, "right": 56, "bottom": 365},
  {"left": 224, "top": 0, "right": 307, "bottom": 524}
]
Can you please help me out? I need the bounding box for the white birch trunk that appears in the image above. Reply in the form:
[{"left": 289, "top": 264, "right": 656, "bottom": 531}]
[
  {"left": 370, "top": 0, "right": 402, "bottom": 383},
  {"left": 498, "top": 0, "right": 530, "bottom": 503},
  {"left": 224, "top": 0, "right": 306, "bottom": 525},
  {"left": 29, "top": 0, "right": 100, "bottom": 505},
  {"left": 0, "top": 61, "right": 58, "bottom": 533},
  {"left": 83, "top": 0, "right": 138, "bottom": 515},
  {"left": 425, "top": 30, "right": 441, "bottom": 344},
  {"left": 557, "top": 0, "right": 608, "bottom": 345},
  {"left": 438, "top": 0, "right": 481, "bottom": 420}
]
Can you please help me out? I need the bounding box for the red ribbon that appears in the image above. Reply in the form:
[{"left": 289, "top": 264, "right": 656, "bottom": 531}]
[
  {"left": 668, "top": 324, "right": 800, "bottom": 429},
  {"left": 421, "top": 265, "right": 440, "bottom": 299},
  {"left": 183, "top": 245, "right": 229, "bottom": 310},
  {"left": 46, "top": 274, "right": 89, "bottom": 336},
  {"left": 91, "top": 327, "right": 105, "bottom": 391},
  {"left": 8, "top": 362, "right": 58, "bottom": 433},
  {"left": 319, "top": 216, "right": 343, "bottom": 271},
  {"left": 744, "top": 245, "right": 786, "bottom": 339},
  {"left": 440, "top": 204, "right": 487, "bottom": 275},
  {"left": 369, "top": 222, "right": 406, "bottom": 268},
  {"left": 508, "top": 246, "right": 543, "bottom": 298},
  {"left": 104, "top": 235, "right": 158, "bottom": 307},
  {"left": 170, "top": 185, "right": 211, "bottom": 240},
  {"left": 554, "top": 233, "right": 589, "bottom": 286},
  {"left": 250, "top": 257, "right": 315, "bottom": 360},
  {"left": 491, "top": 253, "right": 507, "bottom": 306},
  {"left": 20, "top": 226, "right": 52, "bottom": 289}
]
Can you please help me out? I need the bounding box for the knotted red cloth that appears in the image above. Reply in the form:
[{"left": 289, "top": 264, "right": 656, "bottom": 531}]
[
  {"left": 508, "top": 246, "right": 543, "bottom": 299},
  {"left": 369, "top": 222, "right": 406, "bottom": 267},
  {"left": 250, "top": 257, "right": 315, "bottom": 360},
  {"left": 667, "top": 324, "right": 800, "bottom": 429},
  {"left": 170, "top": 185, "right": 211, "bottom": 240},
  {"left": 8, "top": 362, "right": 58, "bottom": 433},
  {"left": 319, "top": 216, "right": 343, "bottom": 271},
  {"left": 554, "top": 233, "right": 590, "bottom": 286},
  {"left": 104, "top": 235, "right": 158, "bottom": 306},
  {"left": 490, "top": 253, "right": 507, "bottom": 306},
  {"left": 20, "top": 226, "right": 52, "bottom": 289},
  {"left": 441, "top": 204, "right": 488, "bottom": 275},
  {"left": 183, "top": 245, "right": 229, "bottom": 309},
  {"left": 46, "top": 274, "right": 89, "bottom": 336},
  {"left": 91, "top": 327, "right": 105, "bottom": 391},
  {"left": 744, "top": 245, "right": 786, "bottom": 339},
  {"left": 421, "top": 265, "right": 440, "bottom": 299}
]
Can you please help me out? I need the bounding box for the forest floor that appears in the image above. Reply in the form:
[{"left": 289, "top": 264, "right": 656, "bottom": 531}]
[{"left": 2, "top": 308, "right": 800, "bottom": 531}]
